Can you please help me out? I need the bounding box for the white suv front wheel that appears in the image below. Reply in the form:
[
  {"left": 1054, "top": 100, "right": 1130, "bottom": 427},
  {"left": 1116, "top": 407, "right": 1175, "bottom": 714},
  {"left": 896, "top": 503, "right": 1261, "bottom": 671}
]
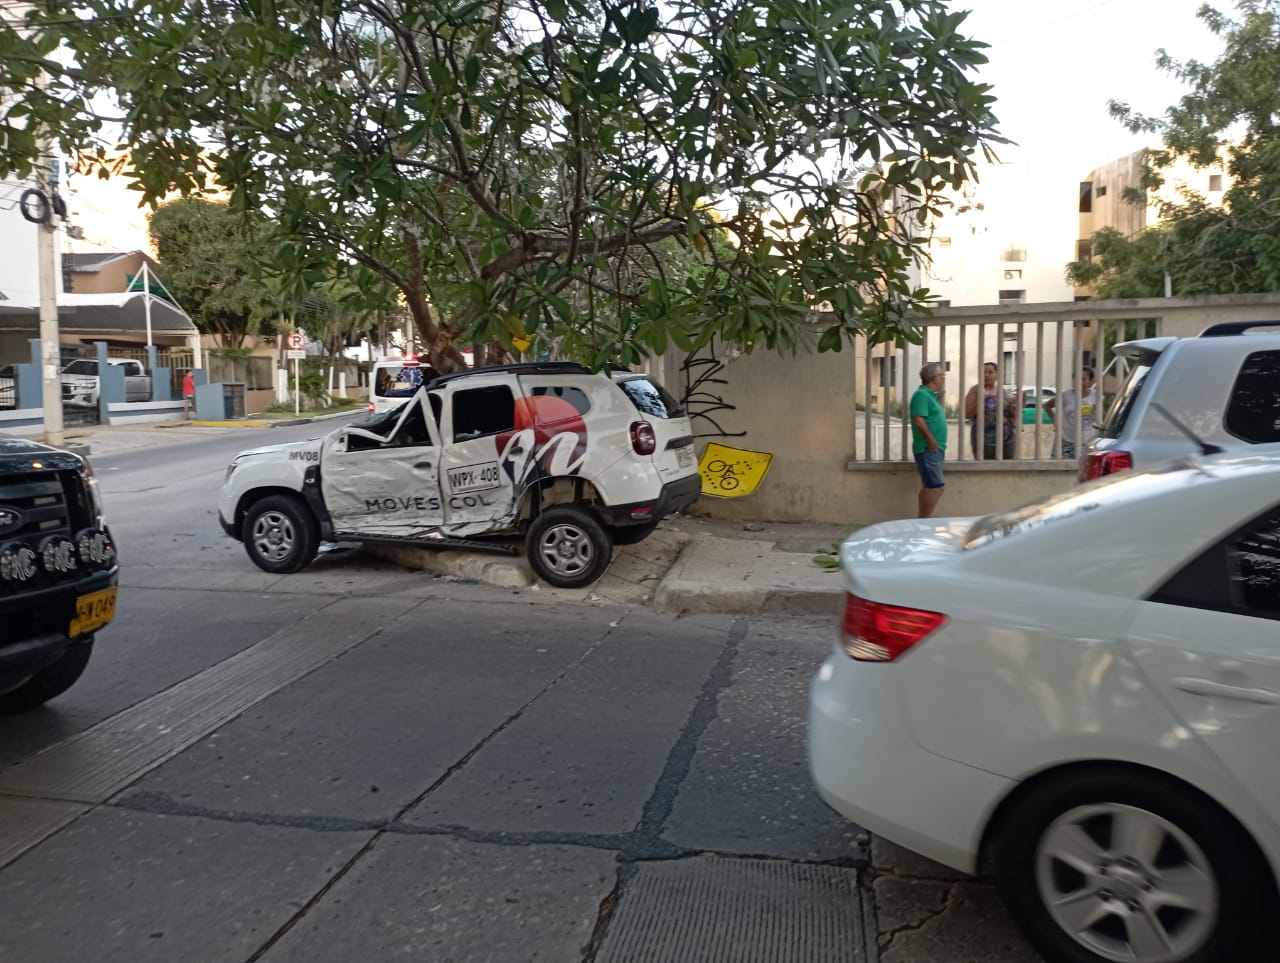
[
  {"left": 241, "top": 494, "right": 320, "bottom": 574},
  {"left": 525, "top": 505, "right": 612, "bottom": 589}
]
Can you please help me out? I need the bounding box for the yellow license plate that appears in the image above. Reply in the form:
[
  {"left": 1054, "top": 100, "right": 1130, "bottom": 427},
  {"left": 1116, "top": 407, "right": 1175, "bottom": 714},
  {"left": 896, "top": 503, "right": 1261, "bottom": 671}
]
[{"left": 70, "top": 588, "right": 117, "bottom": 637}]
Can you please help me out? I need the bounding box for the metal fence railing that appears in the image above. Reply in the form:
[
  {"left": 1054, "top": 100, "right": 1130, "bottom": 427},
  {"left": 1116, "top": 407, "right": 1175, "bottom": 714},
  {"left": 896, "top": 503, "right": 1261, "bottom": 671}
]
[{"left": 850, "top": 316, "right": 1159, "bottom": 464}]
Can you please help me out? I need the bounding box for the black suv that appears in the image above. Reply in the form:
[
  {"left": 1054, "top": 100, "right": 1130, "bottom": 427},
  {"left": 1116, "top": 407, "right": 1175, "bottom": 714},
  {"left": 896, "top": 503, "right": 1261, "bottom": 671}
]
[{"left": 0, "top": 438, "right": 117, "bottom": 712}]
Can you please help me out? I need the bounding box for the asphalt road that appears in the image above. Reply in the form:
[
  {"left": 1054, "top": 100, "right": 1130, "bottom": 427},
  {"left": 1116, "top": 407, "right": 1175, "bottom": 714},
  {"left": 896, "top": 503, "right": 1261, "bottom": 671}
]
[{"left": 0, "top": 427, "right": 1042, "bottom": 963}]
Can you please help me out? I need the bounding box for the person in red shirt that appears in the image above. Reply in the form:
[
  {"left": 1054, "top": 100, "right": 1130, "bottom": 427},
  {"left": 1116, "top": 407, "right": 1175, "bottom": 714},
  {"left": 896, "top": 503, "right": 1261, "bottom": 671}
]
[{"left": 182, "top": 370, "right": 195, "bottom": 416}]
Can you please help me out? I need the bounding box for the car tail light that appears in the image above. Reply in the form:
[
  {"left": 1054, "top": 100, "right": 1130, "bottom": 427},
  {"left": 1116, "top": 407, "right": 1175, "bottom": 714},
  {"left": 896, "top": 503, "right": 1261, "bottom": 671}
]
[
  {"left": 630, "top": 421, "right": 656, "bottom": 455},
  {"left": 1080, "top": 450, "right": 1132, "bottom": 481},
  {"left": 841, "top": 593, "right": 945, "bottom": 662}
]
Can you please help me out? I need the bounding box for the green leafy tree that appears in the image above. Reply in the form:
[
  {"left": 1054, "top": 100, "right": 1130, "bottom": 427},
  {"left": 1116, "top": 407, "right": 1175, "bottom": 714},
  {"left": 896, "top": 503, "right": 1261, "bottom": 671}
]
[
  {"left": 4, "top": 0, "right": 1002, "bottom": 370},
  {"left": 1067, "top": 0, "right": 1280, "bottom": 297},
  {"left": 149, "top": 197, "right": 278, "bottom": 347}
]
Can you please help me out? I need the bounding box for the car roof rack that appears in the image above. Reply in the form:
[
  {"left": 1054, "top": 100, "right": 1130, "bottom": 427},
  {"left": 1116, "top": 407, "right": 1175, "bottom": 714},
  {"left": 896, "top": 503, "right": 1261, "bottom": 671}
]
[
  {"left": 1199, "top": 320, "right": 1280, "bottom": 337},
  {"left": 428, "top": 361, "right": 590, "bottom": 387}
]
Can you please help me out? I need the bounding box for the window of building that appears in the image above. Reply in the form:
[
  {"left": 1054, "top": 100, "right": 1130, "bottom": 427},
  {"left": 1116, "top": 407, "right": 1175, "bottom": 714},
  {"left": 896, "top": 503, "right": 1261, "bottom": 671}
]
[
  {"left": 1001, "top": 246, "right": 1027, "bottom": 262},
  {"left": 1076, "top": 239, "right": 1093, "bottom": 262},
  {"left": 1078, "top": 181, "right": 1093, "bottom": 213},
  {"left": 998, "top": 289, "right": 1026, "bottom": 305},
  {"left": 873, "top": 355, "right": 898, "bottom": 387},
  {"left": 1096, "top": 185, "right": 1107, "bottom": 198},
  {"left": 1209, "top": 174, "right": 1224, "bottom": 192},
  {"left": 1225, "top": 350, "right": 1280, "bottom": 444},
  {"left": 933, "top": 236, "right": 952, "bottom": 247},
  {"left": 452, "top": 385, "right": 516, "bottom": 440},
  {"left": 1003, "top": 269, "right": 1022, "bottom": 280}
]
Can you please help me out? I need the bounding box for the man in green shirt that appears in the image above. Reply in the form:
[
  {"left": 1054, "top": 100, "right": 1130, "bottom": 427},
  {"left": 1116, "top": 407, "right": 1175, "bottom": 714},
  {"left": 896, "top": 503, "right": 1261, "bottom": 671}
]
[{"left": 910, "top": 362, "right": 948, "bottom": 518}]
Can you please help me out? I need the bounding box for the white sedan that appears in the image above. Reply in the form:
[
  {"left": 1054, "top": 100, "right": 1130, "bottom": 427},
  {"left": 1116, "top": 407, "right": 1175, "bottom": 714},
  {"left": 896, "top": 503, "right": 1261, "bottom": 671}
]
[{"left": 809, "top": 456, "right": 1280, "bottom": 963}]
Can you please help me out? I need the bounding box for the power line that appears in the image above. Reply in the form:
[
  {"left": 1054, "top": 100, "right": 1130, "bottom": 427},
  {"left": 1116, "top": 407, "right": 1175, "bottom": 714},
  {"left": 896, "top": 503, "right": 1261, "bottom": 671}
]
[{"left": 992, "top": 0, "right": 1127, "bottom": 45}]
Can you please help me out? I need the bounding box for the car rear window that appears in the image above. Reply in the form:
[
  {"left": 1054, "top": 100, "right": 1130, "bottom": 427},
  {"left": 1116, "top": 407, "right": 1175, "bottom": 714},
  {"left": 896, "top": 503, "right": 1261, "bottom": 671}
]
[
  {"left": 1099, "top": 362, "right": 1153, "bottom": 439},
  {"left": 1225, "top": 350, "right": 1280, "bottom": 444},
  {"left": 618, "top": 377, "right": 684, "bottom": 418}
]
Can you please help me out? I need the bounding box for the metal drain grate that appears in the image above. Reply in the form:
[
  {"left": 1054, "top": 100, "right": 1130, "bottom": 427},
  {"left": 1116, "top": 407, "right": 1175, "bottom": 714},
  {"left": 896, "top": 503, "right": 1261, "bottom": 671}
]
[{"left": 594, "top": 857, "right": 870, "bottom": 963}]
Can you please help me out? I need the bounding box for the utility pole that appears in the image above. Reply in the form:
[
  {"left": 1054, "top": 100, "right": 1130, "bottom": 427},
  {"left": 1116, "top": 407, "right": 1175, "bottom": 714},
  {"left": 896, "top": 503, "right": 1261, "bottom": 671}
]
[{"left": 36, "top": 137, "right": 64, "bottom": 447}]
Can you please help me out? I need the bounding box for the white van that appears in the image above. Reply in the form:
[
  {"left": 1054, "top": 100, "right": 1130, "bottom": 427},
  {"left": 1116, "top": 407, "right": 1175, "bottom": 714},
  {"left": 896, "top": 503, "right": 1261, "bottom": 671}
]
[
  {"left": 367, "top": 357, "right": 437, "bottom": 415},
  {"left": 367, "top": 352, "right": 478, "bottom": 414}
]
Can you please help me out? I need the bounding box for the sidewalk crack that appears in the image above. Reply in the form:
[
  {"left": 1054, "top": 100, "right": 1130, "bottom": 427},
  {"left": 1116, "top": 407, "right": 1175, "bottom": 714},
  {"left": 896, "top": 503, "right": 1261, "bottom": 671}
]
[
  {"left": 578, "top": 862, "right": 634, "bottom": 963},
  {"left": 876, "top": 880, "right": 957, "bottom": 957}
]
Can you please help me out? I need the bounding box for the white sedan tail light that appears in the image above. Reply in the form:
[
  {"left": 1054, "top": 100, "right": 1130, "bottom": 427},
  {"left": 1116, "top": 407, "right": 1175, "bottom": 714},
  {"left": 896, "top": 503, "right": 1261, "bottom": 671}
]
[{"left": 841, "top": 593, "right": 946, "bottom": 662}]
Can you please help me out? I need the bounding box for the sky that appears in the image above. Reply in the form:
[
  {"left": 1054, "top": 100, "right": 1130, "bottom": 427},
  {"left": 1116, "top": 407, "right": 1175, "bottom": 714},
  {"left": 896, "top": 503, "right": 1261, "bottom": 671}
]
[{"left": 951, "top": 0, "right": 1228, "bottom": 179}]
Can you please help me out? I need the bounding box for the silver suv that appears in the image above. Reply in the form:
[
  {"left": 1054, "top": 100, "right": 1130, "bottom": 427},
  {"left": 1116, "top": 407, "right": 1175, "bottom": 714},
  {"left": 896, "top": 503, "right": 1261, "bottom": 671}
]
[{"left": 1083, "top": 320, "right": 1280, "bottom": 479}]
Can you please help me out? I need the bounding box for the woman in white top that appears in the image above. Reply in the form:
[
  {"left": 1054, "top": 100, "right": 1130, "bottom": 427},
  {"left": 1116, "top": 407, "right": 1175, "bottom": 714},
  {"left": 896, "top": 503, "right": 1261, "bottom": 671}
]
[{"left": 1045, "top": 365, "right": 1097, "bottom": 458}]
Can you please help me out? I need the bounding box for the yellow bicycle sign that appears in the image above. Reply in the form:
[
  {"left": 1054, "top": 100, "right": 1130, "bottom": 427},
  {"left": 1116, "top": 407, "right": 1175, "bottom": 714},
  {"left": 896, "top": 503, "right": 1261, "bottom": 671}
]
[{"left": 698, "top": 442, "right": 773, "bottom": 498}]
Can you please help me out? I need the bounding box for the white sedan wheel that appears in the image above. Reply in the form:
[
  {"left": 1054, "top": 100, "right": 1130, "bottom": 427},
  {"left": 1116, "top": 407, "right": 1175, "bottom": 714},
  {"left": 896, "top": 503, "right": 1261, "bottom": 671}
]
[{"left": 1036, "top": 803, "right": 1217, "bottom": 963}]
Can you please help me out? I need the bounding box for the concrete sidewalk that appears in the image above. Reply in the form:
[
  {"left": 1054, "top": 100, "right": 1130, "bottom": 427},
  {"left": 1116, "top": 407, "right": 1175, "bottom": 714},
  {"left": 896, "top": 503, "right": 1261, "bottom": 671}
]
[{"left": 367, "top": 515, "right": 854, "bottom": 618}]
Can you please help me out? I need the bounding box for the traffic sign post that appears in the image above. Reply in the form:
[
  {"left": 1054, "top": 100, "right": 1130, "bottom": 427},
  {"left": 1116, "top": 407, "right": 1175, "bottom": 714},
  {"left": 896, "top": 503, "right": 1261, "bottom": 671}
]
[{"left": 286, "top": 345, "right": 306, "bottom": 415}]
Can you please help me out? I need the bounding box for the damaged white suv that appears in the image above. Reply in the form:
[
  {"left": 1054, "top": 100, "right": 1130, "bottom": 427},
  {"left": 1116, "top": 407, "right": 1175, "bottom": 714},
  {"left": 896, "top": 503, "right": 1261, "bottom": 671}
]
[{"left": 218, "top": 362, "right": 700, "bottom": 588}]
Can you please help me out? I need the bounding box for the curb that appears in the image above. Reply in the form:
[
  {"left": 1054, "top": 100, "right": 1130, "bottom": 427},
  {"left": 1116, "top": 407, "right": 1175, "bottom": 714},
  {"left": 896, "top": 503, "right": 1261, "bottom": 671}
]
[
  {"left": 157, "top": 420, "right": 273, "bottom": 429},
  {"left": 268, "top": 410, "right": 363, "bottom": 427},
  {"left": 366, "top": 535, "right": 841, "bottom": 617},
  {"left": 362, "top": 541, "right": 534, "bottom": 588}
]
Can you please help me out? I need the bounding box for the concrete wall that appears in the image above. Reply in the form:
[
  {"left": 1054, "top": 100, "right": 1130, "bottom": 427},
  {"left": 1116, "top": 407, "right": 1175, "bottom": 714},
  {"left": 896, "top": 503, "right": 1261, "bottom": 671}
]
[
  {"left": 696, "top": 462, "right": 1076, "bottom": 528},
  {"left": 655, "top": 293, "right": 1280, "bottom": 526},
  {"left": 655, "top": 344, "right": 1077, "bottom": 526},
  {"left": 247, "top": 388, "right": 274, "bottom": 415},
  {"left": 0, "top": 408, "right": 44, "bottom": 437},
  {"left": 106, "top": 401, "right": 187, "bottom": 425}
]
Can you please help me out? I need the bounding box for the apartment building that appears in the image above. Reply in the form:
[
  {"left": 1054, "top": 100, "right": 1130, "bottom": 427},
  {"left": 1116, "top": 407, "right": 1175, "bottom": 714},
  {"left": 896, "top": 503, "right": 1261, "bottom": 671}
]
[{"left": 1074, "top": 147, "right": 1231, "bottom": 299}]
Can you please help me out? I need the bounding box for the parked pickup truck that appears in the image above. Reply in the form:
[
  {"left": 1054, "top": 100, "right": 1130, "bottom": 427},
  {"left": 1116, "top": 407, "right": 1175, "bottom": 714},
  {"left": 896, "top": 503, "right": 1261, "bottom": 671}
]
[
  {"left": 219, "top": 362, "right": 701, "bottom": 588},
  {"left": 62, "top": 358, "right": 152, "bottom": 408},
  {"left": 0, "top": 438, "right": 117, "bottom": 712}
]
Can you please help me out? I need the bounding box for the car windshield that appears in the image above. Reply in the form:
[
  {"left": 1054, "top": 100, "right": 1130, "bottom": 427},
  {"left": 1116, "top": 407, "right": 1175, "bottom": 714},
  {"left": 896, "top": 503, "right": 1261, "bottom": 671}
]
[
  {"left": 63, "top": 360, "right": 98, "bottom": 376},
  {"left": 963, "top": 463, "right": 1206, "bottom": 550},
  {"left": 618, "top": 377, "right": 684, "bottom": 418},
  {"left": 347, "top": 403, "right": 406, "bottom": 434},
  {"left": 1100, "top": 362, "right": 1153, "bottom": 438}
]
